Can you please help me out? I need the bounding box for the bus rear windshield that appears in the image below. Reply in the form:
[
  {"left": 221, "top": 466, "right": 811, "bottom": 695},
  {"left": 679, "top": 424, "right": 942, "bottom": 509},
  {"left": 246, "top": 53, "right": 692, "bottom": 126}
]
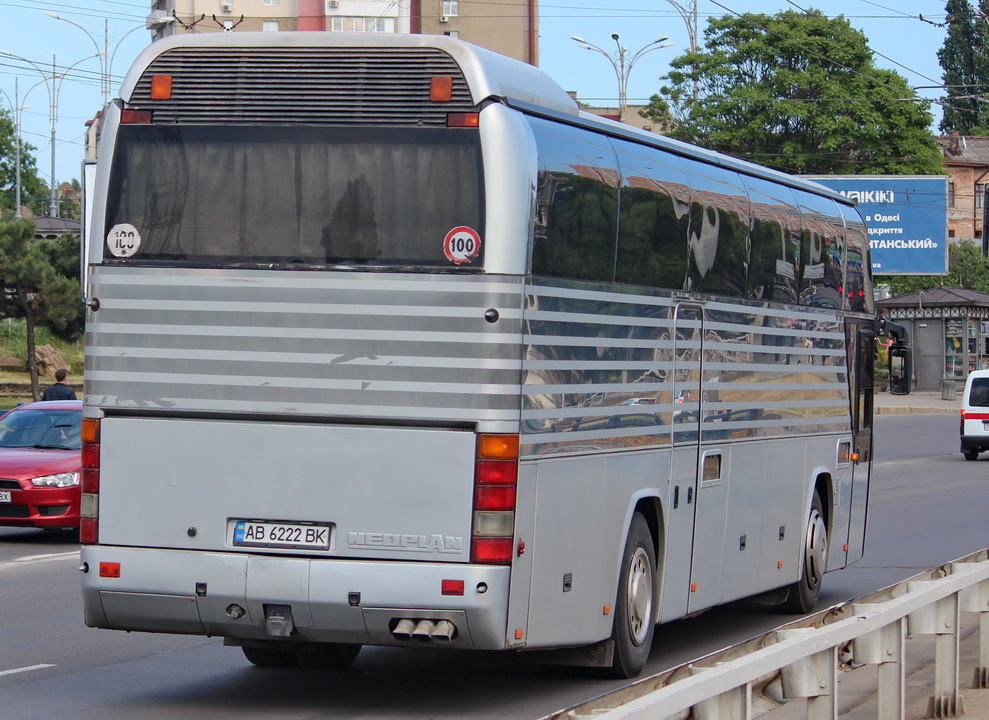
[{"left": 103, "top": 125, "right": 484, "bottom": 269}]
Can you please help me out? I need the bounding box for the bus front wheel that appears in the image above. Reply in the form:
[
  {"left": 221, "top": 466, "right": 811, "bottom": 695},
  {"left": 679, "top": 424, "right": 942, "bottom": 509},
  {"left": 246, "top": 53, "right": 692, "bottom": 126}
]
[
  {"left": 605, "top": 512, "right": 656, "bottom": 678},
  {"left": 777, "top": 492, "right": 828, "bottom": 614}
]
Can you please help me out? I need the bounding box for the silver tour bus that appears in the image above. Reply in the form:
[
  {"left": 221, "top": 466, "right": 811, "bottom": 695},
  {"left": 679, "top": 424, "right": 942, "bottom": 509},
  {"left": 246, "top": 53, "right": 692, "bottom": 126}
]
[{"left": 80, "top": 32, "right": 883, "bottom": 678}]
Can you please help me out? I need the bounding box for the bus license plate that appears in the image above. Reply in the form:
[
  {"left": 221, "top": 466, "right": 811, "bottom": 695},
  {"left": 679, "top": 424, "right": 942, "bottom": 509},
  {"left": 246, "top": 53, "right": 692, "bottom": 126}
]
[
  {"left": 233, "top": 521, "right": 330, "bottom": 550},
  {"left": 0, "top": 491, "right": 10, "bottom": 503}
]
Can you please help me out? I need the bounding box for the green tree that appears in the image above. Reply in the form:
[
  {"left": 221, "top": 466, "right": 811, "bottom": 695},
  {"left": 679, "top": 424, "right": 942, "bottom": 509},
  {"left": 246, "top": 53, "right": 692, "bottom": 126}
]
[
  {"left": 938, "top": 0, "right": 989, "bottom": 134},
  {"left": 885, "top": 240, "right": 989, "bottom": 295},
  {"left": 0, "top": 219, "right": 83, "bottom": 399},
  {"left": 0, "top": 110, "right": 48, "bottom": 218},
  {"left": 644, "top": 9, "right": 944, "bottom": 175}
]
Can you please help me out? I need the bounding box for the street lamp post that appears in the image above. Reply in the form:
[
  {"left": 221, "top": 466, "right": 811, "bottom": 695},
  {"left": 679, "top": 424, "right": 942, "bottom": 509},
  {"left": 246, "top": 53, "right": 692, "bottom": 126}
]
[
  {"left": 571, "top": 34, "right": 674, "bottom": 123},
  {"left": 660, "top": 0, "right": 700, "bottom": 100},
  {"left": 0, "top": 50, "right": 105, "bottom": 217},
  {"left": 45, "top": 14, "right": 159, "bottom": 107},
  {"left": 0, "top": 79, "right": 33, "bottom": 219}
]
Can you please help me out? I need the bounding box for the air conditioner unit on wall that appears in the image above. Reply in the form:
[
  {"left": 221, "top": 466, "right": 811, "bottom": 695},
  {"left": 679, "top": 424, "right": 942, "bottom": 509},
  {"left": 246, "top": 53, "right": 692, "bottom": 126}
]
[
  {"left": 439, "top": 15, "right": 449, "bottom": 22},
  {"left": 220, "top": 0, "right": 232, "bottom": 11},
  {"left": 328, "top": 0, "right": 338, "bottom": 7}
]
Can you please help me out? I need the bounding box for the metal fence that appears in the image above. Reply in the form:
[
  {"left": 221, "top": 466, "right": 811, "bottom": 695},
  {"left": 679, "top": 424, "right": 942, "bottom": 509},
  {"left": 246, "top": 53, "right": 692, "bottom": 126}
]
[{"left": 539, "top": 548, "right": 989, "bottom": 720}]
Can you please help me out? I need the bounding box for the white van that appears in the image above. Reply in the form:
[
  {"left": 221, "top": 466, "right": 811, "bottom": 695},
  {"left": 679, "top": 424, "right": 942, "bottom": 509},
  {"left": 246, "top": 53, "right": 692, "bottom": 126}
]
[{"left": 960, "top": 369, "right": 989, "bottom": 460}]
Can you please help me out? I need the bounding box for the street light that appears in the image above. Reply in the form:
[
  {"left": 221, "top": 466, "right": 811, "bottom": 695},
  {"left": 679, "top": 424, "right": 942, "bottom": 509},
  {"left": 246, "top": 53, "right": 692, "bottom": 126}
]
[
  {"left": 660, "top": 0, "right": 700, "bottom": 100},
  {"left": 0, "top": 49, "right": 105, "bottom": 217},
  {"left": 45, "top": 13, "right": 157, "bottom": 106},
  {"left": 0, "top": 79, "right": 33, "bottom": 219},
  {"left": 571, "top": 34, "right": 674, "bottom": 123}
]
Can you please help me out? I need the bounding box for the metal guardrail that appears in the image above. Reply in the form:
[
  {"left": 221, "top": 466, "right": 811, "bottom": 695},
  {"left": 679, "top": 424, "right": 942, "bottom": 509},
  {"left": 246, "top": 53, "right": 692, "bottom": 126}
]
[{"left": 539, "top": 549, "right": 989, "bottom": 720}]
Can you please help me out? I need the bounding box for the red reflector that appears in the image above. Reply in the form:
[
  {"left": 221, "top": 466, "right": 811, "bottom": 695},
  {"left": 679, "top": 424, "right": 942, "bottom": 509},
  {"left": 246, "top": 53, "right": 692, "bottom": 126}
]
[
  {"left": 471, "top": 537, "right": 513, "bottom": 564},
  {"left": 150, "top": 74, "right": 173, "bottom": 100},
  {"left": 475, "top": 485, "right": 517, "bottom": 511},
  {"left": 120, "top": 109, "right": 152, "bottom": 124},
  {"left": 80, "top": 518, "right": 98, "bottom": 545},
  {"left": 476, "top": 460, "right": 517, "bottom": 485},
  {"left": 441, "top": 579, "right": 465, "bottom": 596},
  {"left": 81, "top": 443, "right": 100, "bottom": 469},
  {"left": 99, "top": 562, "right": 121, "bottom": 578},
  {"left": 81, "top": 468, "right": 100, "bottom": 494},
  {"left": 447, "top": 112, "right": 480, "bottom": 127}
]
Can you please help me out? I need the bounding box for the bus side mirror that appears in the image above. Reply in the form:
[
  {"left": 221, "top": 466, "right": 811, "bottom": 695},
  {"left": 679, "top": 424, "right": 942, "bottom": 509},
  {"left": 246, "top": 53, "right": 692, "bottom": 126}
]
[{"left": 888, "top": 345, "right": 912, "bottom": 395}]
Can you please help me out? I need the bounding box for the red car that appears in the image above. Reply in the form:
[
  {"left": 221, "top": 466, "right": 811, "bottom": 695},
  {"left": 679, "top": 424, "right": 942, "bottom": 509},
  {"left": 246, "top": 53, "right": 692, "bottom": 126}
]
[{"left": 0, "top": 400, "right": 82, "bottom": 530}]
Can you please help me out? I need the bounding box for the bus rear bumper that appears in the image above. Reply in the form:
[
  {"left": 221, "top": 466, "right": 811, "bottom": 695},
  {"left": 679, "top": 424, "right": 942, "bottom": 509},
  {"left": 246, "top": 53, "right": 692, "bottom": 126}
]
[{"left": 81, "top": 546, "right": 511, "bottom": 649}]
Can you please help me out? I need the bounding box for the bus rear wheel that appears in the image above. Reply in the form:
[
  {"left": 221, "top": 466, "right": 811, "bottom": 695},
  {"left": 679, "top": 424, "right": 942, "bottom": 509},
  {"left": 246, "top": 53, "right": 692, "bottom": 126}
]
[
  {"left": 604, "top": 513, "right": 656, "bottom": 678},
  {"left": 777, "top": 492, "right": 828, "bottom": 614},
  {"left": 242, "top": 645, "right": 298, "bottom": 668},
  {"left": 294, "top": 643, "right": 362, "bottom": 669}
]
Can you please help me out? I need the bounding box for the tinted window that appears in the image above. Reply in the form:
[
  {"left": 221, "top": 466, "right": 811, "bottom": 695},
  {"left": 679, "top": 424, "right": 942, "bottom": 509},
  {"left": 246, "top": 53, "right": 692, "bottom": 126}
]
[
  {"left": 0, "top": 409, "right": 81, "bottom": 450},
  {"left": 105, "top": 125, "right": 484, "bottom": 269},
  {"left": 744, "top": 176, "right": 800, "bottom": 303},
  {"left": 682, "top": 159, "right": 750, "bottom": 296},
  {"left": 614, "top": 139, "right": 690, "bottom": 289},
  {"left": 840, "top": 203, "right": 874, "bottom": 313},
  {"left": 529, "top": 116, "right": 620, "bottom": 282},
  {"left": 795, "top": 191, "right": 844, "bottom": 308}
]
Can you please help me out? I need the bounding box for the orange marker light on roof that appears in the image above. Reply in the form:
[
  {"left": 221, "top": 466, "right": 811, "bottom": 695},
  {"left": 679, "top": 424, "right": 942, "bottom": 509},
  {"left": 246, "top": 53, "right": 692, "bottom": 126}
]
[
  {"left": 430, "top": 76, "right": 453, "bottom": 102},
  {"left": 150, "top": 74, "right": 173, "bottom": 100}
]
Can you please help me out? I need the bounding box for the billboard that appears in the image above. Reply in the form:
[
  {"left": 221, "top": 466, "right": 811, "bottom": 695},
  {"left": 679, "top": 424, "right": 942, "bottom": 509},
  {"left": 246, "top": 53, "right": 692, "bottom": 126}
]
[{"left": 805, "top": 175, "right": 948, "bottom": 275}]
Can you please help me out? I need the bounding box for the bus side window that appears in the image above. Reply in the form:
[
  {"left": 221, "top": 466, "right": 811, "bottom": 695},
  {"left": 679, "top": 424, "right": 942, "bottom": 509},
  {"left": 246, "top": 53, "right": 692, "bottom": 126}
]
[
  {"left": 613, "top": 139, "right": 690, "bottom": 290},
  {"left": 681, "top": 159, "right": 750, "bottom": 297},
  {"left": 795, "top": 191, "right": 844, "bottom": 309},
  {"left": 743, "top": 176, "right": 800, "bottom": 303},
  {"left": 529, "top": 117, "right": 619, "bottom": 283},
  {"left": 840, "top": 204, "right": 874, "bottom": 314}
]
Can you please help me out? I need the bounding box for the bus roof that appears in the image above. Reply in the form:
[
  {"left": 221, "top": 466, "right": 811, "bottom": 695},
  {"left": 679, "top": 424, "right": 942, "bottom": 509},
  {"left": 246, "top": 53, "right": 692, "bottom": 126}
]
[{"left": 119, "top": 32, "right": 853, "bottom": 208}]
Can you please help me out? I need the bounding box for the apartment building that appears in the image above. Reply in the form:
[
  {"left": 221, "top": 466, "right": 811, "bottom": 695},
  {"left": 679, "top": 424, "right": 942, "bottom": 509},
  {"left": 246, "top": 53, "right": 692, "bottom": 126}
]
[
  {"left": 938, "top": 132, "right": 989, "bottom": 245},
  {"left": 147, "top": 0, "right": 538, "bottom": 64}
]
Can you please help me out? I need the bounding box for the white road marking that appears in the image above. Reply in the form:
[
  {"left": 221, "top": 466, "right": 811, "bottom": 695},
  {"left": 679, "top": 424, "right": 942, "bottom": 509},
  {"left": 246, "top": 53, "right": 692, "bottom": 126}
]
[{"left": 0, "top": 664, "right": 55, "bottom": 678}]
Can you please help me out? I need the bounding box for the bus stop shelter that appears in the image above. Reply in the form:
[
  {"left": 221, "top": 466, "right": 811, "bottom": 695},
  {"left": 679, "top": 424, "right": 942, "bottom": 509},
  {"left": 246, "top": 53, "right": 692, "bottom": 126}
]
[{"left": 877, "top": 287, "right": 989, "bottom": 393}]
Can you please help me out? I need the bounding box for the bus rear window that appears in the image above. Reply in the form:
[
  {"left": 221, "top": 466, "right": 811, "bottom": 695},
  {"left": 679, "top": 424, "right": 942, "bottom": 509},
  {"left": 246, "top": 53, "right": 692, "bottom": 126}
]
[{"left": 104, "top": 125, "right": 484, "bottom": 269}]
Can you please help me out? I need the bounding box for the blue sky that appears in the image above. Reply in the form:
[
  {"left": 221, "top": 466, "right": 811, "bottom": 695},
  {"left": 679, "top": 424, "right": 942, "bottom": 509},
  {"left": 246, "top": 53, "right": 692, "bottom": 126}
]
[{"left": 0, "top": 0, "right": 950, "bottom": 189}]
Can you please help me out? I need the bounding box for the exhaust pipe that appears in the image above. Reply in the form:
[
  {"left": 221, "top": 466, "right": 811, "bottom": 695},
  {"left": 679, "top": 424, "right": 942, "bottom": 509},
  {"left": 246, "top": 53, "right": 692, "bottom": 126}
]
[
  {"left": 431, "top": 619, "right": 456, "bottom": 641},
  {"left": 411, "top": 619, "right": 436, "bottom": 640},
  {"left": 392, "top": 618, "right": 416, "bottom": 640}
]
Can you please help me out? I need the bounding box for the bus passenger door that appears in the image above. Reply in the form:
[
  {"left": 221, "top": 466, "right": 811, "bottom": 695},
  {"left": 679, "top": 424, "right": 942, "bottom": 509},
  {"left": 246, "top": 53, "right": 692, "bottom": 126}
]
[
  {"left": 845, "top": 321, "right": 875, "bottom": 564},
  {"left": 663, "top": 304, "right": 703, "bottom": 621}
]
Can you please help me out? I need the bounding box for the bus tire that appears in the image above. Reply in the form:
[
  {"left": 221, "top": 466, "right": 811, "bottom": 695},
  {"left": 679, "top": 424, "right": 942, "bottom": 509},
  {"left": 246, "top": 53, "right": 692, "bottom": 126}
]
[
  {"left": 777, "top": 492, "right": 828, "bottom": 614},
  {"left": 606, "top": 512, "right": 656, "bottom": 678},
  {"left": 294, "top": 642, "right": 362, "bottom": 670},
  {"left": 242, "top": 645, "right": 299, "bottom": 668}
]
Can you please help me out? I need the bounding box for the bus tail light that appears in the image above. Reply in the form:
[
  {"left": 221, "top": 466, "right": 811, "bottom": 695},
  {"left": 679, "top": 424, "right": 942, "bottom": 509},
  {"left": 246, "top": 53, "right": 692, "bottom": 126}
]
[
  {"left": 447, "top": 112, "right": 479, "bottom": 127},
  {"left": 120, "top": 109, "right": 152, "bottom": 124},
  {"left": 471, "top": 434, "right": 519, "bottom": 564},
  {"left": 80, "top": 418, "right": 101, "bottom": 545}
]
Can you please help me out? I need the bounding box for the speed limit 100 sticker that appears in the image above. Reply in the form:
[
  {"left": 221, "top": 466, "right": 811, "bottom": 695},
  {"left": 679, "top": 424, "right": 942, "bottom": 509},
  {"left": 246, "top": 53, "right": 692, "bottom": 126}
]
[
  {"left": 443, "top": 226, "right": 481, "bottom": 265},
  {"left": 106, "top": 224, "right": 142, "bottom": 258}
]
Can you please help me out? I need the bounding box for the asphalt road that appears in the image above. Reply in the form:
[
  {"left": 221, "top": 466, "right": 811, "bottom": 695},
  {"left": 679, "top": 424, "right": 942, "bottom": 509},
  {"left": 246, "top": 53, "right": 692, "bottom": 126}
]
[{"left": 0, "top": 413, "right": 983, "bottom": 720}]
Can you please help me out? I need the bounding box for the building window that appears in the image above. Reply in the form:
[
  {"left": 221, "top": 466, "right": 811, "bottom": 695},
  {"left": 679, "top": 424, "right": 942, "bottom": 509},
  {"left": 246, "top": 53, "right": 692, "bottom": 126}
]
[
  {"left": 442, "top": 0, "right": 459, "bottom": 17},
  {"left": 264, "top": 0, "right": 279, "bottom": 5},
  {"left": 330, "top": 16, "right": 394, "bottom": 32},
  {"left": 263, "top": 20, "right": 279, "bottom": 31},
  {"left": 949, "top": 229, "right": 956, "bottom": 238},
  {"left": 443, "top": 30, "right": 460, "bottom": 39},
  {"left": 977, "top": 183, "right": 987, "bottom": 209},
  {"left": 949, "top": 181, "right": 955, "bottom": 208}
]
